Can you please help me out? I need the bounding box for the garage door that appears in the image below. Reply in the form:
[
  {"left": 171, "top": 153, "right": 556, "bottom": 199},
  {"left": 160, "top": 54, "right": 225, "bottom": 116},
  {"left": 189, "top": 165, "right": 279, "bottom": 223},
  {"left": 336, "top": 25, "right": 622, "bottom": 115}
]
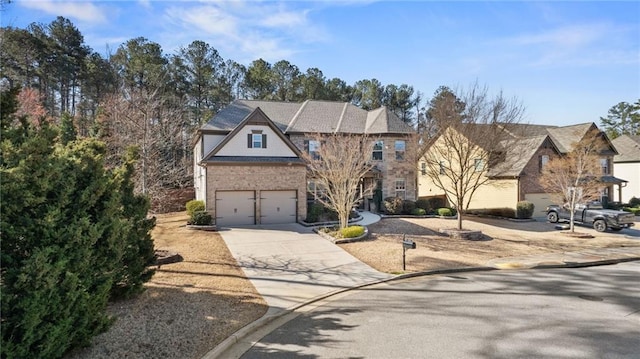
[
  {"left": 524, "top": 193, "right": 556, "bottom": 218},
  {"left": 216, "top": 191, "right": 255, "bottom": 226},
  {"left": 260, "top": 190, "right": 297, "bottom": 224}
]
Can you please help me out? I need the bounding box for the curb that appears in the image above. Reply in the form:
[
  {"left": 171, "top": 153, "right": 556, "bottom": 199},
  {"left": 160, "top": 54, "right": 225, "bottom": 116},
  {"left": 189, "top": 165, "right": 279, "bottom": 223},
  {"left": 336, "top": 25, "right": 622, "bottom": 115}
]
[{"left": 202, "top": 257, "right": 639, "bottom": 359}]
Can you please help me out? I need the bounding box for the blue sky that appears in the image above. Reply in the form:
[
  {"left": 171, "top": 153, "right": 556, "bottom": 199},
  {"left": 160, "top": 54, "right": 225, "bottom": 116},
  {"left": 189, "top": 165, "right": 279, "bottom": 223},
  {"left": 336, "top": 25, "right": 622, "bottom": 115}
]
[{"left": 3, "top": 0, "right": 639, "bottom": 126}]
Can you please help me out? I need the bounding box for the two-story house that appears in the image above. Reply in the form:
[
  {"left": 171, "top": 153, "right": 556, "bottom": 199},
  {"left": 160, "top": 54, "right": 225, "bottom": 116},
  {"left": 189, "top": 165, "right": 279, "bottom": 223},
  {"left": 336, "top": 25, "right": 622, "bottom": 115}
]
[
  {"left": 193, "top": 99, "right": 416, "bottom": 226},
  {"left": 418, "top": 122, "right": 622, "bottom": 217}
]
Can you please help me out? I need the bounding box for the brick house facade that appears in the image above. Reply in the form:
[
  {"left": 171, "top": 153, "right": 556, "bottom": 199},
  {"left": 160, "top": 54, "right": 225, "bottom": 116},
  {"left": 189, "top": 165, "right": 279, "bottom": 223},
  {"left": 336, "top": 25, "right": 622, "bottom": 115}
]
[{"left": 194, "top": 100, "right": 416, "bottom": 225}]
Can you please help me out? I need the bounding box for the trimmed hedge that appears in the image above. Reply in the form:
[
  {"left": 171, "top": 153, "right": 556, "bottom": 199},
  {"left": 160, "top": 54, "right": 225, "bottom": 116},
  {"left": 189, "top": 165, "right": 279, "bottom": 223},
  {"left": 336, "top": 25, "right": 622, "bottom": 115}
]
[
  {"left": 340, "top": 225, "right": 365, "bottom": 238},
  {"left": 186, "top": 200, "right": 205, "bottom": 217},
  {"left": 437, "top": 207, "right": 455, "bottom": 216},
  {"left": 629, "top": 197, "right": 640, "bottom": 207},
  {"left": 402, "top": 200, "right": 416, "bottom": 214},
  {"left": 467, "top": 207, "right": 516, "bottom": 218},
  {"left": 516, "top": 201, "right": 535, "bottom": 219},
  {"left": 415, "top": 198, "right": 430, "bottom": 211},
  {"left": 623, "top": 207, "right": 640, "bottom": 216},
  {"left": 191, "top": 211, "right": 212, "bottom": 225},
  {"left": 412, "top": 208, "right": 427, "bottom": 215}
]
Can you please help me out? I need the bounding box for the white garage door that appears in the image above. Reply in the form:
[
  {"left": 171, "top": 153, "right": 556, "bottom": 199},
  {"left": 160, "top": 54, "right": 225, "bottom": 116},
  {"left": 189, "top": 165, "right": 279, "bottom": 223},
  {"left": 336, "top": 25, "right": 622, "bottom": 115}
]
[
  {"left": 260, "top": 190, "right": 297, "bottom": 224},
  {"left": 216, "top": 191, "right": 255, "bottom": 226},
  {"left": 524, "top": 193, "right": 556, "bottom": 218}
]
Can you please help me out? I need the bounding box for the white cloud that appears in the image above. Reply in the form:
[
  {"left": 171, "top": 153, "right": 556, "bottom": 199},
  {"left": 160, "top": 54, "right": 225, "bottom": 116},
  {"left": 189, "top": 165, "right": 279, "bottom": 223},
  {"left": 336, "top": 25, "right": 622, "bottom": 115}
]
[
  {"left": 161, "top": 1, "right": 328, "bottom": 62},
  {"left": 20, "top": 0, "right": 108, "bottom": 24},
  {"left": 500, "top": 23, "right": 638, "bottom": 67},
  {"left": 509, "top": 24, "right": 605, "bottom": 48}
]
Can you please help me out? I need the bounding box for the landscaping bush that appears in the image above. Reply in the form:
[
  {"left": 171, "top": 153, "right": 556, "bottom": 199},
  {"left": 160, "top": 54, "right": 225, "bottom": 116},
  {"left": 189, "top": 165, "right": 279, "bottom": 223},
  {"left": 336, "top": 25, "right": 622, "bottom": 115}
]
[
  {"left": 437, "top": 207, "right": 454, "bottom": 216},
  {"left": 516, "top": 201, "right": 535, "bottom": 219},
  {"left": 629, "top": 197, "right": 640, "bottom": 208},
  {"left": 186, "top": 199, "right": 205, "bottom": 217},
  {"left": 415, "top": 198, "right": 430, "bottom": 211},
  {"left": 306, "top": 202, "right": 325, "bottom": 222},
  {"left": 412, "top": 208, "right": 427, "bottom": 216},
  {"left": 383, "top": 197, "right": 404, "bottom": 214},
  {"left": 623, "top": 207, "right": 640, "bottom": 216},
  {"left": 191, "top": 211, "right": 213, "bottom": 225},
  {"left": 340, "top": 225, "right": 365, "bottom": 238},
  {"left": 402, "top": 200, "right": 416, "bottom": 214},
  {"left": 427, "top": 197, "right": 446, "bottom": 209}
]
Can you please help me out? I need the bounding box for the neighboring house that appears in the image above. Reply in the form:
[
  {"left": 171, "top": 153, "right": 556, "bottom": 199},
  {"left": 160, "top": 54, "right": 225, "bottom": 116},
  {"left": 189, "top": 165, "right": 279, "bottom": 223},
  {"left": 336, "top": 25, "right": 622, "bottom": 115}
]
[
  {"left": 611, "top": 134, "right": 640, "bottom": 203},
  {"left": 418, "top": 122, "right": 622, "bottom": 217},
  {"left": 193, "top": 99, "right": 416, "bottom": 226}
]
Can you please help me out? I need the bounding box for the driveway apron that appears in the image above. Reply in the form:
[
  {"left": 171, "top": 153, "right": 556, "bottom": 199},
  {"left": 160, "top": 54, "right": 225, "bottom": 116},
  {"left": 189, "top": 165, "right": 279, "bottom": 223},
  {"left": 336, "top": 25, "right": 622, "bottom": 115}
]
[{"left": 219, "top": 223, "right": 391, "bottom": 312}]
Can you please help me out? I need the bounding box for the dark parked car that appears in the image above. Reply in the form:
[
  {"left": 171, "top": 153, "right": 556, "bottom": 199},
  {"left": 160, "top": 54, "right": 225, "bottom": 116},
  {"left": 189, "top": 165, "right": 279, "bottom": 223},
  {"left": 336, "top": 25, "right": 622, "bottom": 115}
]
[{"left": 546, "top": 202, "right": 635, "bottom": 232}]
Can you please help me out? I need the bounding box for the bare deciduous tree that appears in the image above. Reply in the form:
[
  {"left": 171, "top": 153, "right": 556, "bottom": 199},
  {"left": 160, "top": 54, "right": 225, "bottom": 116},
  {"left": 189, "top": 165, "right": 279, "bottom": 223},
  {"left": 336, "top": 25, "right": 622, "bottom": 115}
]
[
  {"left": 421, "top": 82, "right": 526, "bottom": 230},
  {"left": 100, "top": 87, "right": 189, "bottom": 210},
  {"left": 301, "top": 133, "right": 376, "bottom": 229},
  {"left": 539, "top": 129, "right": 604, "bottom": 232}
]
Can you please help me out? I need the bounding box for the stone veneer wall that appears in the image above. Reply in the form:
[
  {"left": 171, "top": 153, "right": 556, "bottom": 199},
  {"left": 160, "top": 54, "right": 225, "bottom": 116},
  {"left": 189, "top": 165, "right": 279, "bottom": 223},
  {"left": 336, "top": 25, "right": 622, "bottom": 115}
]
[
  {"left": 288, "top": 134, "right": 417, "bottom": 200},
  {"left": 205, "top": 164, "right": 307, "bottom": 222}
]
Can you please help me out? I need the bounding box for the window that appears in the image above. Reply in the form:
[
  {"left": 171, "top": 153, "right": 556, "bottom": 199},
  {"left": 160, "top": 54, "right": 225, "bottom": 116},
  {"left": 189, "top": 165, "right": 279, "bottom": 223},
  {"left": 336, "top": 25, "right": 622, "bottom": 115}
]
[
  {"left": 474, "top": 159, "right": 485, "bottom": 172},
  {"left": 247, "top": 133, "right": 267, "bottom": 148},
  {"left": 539, "top": 155, "right": 549, "bottom": 172},
  {"left": 600, "top": 158, "right": 610, "bottom": 174},
  {"left": 395, "top": 179, "right": 406, "bottom": 199},
  {"left": 305, "top": 140, "right": 321, "bottom": 160},
  {"left": 420, "top": 162, "right": 427, "bottom": 175},
  {"left": 395, "top": 140, "right": 406, "bottom": 161},
  {"left": 439, "top": 161, "right": 446, "bottom": 175},
  {"left": 372, "top": 140, "right": 383, "bottom": 161}
]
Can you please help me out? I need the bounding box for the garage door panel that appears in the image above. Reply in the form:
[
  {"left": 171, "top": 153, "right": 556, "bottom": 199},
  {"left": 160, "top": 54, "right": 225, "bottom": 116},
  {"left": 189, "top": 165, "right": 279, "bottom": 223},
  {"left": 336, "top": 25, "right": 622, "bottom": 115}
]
[
  {"left": 216, "top": 191, "right": 255, "bottom": 226},
  {"left": 525, "top": 193, "right": 556, "bottom": 218},
  {"left": 260, "top": 190, "right": 297, "bottom": 224}
]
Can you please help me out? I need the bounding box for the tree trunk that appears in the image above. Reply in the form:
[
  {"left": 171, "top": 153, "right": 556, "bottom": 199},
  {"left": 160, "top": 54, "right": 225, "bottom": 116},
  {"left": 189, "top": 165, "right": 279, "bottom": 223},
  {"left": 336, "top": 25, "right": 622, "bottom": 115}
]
[{"left": 339, "top": 210, "right": 349, "bottom": 230}]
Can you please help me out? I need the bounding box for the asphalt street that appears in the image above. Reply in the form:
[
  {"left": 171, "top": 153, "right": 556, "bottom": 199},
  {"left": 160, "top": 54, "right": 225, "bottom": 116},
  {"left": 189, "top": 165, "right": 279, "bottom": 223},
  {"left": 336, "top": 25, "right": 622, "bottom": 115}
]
[{"left": 241, "top": 262, "right": 640, "bottom": 359}]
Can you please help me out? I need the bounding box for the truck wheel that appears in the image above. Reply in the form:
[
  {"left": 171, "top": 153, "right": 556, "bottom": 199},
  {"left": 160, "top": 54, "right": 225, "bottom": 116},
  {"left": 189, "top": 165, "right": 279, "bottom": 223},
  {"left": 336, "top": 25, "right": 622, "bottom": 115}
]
[
  {"left": 547, "top": 212, "right": 558, "bottom": 223},
  {"left": 593, "top": 219, "right": 607, "bottom": 232}
]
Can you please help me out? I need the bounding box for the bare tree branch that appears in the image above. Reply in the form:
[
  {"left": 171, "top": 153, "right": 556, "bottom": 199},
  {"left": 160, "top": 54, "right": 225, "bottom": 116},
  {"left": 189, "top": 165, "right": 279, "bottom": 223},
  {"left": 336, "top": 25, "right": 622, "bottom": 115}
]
[{"left": 300, "top": 133, "right": 377, "bottom": 229}]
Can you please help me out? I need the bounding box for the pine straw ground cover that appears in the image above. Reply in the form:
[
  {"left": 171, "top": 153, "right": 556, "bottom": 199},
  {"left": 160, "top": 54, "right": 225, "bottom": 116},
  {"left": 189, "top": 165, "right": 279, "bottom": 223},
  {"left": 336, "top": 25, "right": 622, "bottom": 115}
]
[
  {"left": 66, "top": 212, "right": 267, "bottom": 359},
  {"left": 339, "top": 217, "right": 640, "bottom": 273}
]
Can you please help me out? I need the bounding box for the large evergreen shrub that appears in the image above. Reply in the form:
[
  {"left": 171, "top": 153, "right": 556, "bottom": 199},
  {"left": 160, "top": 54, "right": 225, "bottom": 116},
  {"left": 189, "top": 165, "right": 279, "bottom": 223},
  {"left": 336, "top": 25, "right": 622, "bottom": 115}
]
[{"left": 1, "top": 89, "right": 155, "bottom": 358}]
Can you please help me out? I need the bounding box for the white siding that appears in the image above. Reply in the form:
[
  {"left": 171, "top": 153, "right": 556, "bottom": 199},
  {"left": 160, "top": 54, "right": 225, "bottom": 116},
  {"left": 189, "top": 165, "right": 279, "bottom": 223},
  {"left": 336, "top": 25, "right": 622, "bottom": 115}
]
[
  {"left": 193, "top": 138, "right": 206, "bottom": 203},
  {"left": 614, "top": 162, "right": 640, "bottom": 203},
  {"left": 216, "top": 125, "right": 296, "bottom": 157}
]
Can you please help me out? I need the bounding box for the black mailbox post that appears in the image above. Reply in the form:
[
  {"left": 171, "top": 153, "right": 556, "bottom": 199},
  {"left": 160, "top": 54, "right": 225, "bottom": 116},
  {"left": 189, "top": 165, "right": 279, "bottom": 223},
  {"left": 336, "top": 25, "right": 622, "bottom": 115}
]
[{"left": 401, "top": 234, "right": 416, "bottom": 271}]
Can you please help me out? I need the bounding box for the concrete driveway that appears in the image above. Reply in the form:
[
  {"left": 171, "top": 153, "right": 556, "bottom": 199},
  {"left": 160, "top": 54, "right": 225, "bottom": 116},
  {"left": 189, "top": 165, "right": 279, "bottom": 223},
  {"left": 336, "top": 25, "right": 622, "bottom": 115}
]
[{"left": 218, "top": 223, "right": 391, "bottom": 312}]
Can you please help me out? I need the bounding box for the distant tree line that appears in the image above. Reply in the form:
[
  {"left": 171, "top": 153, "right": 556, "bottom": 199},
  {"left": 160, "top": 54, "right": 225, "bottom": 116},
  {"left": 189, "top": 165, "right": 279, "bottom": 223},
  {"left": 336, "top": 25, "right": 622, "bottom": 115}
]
[{"left": 1, "top": 17, "right": 423, "bottom": 204}]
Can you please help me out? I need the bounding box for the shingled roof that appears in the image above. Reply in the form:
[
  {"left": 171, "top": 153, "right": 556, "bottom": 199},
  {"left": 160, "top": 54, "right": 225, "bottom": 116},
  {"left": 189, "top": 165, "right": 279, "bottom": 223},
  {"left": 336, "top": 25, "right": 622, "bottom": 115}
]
[
  {"left": 612, "top": 134, "right": 640, "bottom": 163},
  {"left": 200, "top": 99, "right": 415, "bottom": 135}
]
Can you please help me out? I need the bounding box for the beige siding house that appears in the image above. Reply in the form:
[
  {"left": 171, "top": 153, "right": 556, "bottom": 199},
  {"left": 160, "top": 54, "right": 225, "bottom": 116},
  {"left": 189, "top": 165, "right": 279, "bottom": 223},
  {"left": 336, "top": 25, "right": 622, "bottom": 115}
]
[
  {"left": 194, "top": 100, "right": 416, "bottom": 226},
  {"left": 611, "top": 135, "right": 640, "bottom": 203},
  {"left": 419, "top": 122, "right": 621, "bottom": 217}
]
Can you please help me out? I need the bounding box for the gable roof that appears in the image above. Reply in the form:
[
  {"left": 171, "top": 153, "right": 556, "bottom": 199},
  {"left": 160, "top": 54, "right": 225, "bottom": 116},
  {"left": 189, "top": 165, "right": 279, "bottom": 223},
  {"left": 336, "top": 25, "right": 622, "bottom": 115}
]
[
  {"left": 612, "top": 134, "right": 640, "bottom": 163},
  {"left": 545, "top": 122, "right": 595, "bottom": 153},
  {"left": 201, "top": 107, "right": 304, "bottom": 164},
  {"left": 488, "top": 135, "right": 559, "bottom": 177},
  {"left": 200, "top": 99, "right": 415, "bottom": 135}
]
